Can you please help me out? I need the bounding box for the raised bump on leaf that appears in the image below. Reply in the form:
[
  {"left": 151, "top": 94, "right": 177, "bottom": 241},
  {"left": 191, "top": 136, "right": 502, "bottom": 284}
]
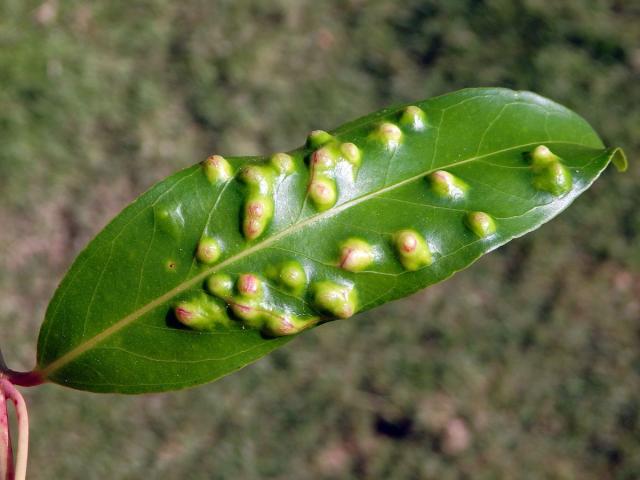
[
  {"left": 276, "top": 260, "right": 307, "bottom": 293},
  {"left": 237, "top": 273, "right": 263, "bottom": 298},
  {"left": 154, "top": 203, "right": 184, "bottom": 240},
  {"left": 229, "top": 299, "right": 263, "bottom": 326},
  {"left": 339, "top": 238, "right": 374, "bottom": 272},
  {"left": 239, "top": 165, "right": 274, "bottom": 195},
  {"left": 262, "top": 313, "right": 318, "bottom": 337},
  {"left": 239, "top": 164, "right": 279, "bottom": 240},
  {"left": 465, "top": 211, "right": 496, "bottom": 238},
  {"left": 533, "top": 161, "right": 572, "bottom": 195},
  {"left": 270, "top": 152, "right": 295, "bottom": 175},
  {"left": 374, "top": 122, "right": 402, "bottom": 147},
  {"left": 202, "top": 154, "right": 233, "bottom": 183},
  {"left": 196, "top": 236, "right": 222, "bottom": 265},
  {"left": 393, "top": 229, "right": 433, "bottom": 271},
  {"left": 307, "top": 130, "right": 334, "bottom": 148},
  {"left": 428, "top": 170, "right": 468, "bottom": 199},
  {"left": 530, "top": 146, "right": 572, "bottom": 196},
  {"left": 530, "top": 145, "right": 561, "bottom": 167},
  {"left": 307, "top": 142, "right": 347, "bottom": 210},
  {"left": 206, "top": 273, "right": 234, "bottom": 298},
  {"left": 312, "top": 281, "right": 358, "bottom": 319},
  {"left": 308, "top": 176, "right": 337, "bottom": 211},
  {"left": 174, "top": 293, "right": 229, "bottom": 331},
  {"left": 340, "top": 142, "right": 362, "bottom": 168},
  {"left": 243, "top": 194, "right": 274, "bottom": 240},
  {"left": 310, "top": 147, "right": 338, "bottom": 172},
  {"left": 400, "top": 105, "right": 427, "bottom": 130},
  {"left": 222, "top": 298, "right": 283, "bottom": 334}
]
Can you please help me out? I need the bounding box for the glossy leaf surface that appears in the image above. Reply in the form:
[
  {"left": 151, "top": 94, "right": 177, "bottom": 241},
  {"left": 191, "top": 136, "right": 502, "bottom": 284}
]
[{"left": 36, "top": 88, "right": 626, "bottom": 393}]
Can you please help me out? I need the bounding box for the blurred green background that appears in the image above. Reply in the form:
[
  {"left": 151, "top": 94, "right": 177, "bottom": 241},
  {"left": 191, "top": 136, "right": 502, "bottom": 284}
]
[{"left": 0, "top": 0, "right": 639, "bottom": 478}]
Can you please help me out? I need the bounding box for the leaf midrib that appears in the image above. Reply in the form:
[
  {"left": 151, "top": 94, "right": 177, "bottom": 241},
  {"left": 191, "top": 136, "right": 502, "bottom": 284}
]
[{"left": 39, "top": 139, "right": 591, "bottom": 378}]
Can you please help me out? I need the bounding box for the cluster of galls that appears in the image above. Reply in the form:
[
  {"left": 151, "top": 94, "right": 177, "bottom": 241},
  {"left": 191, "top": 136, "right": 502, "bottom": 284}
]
[
  {"left": 182, "top": 100, "right": 574, "bottom": 338},
  {"left": 306, "top": 131, "right": 361, "bottom": 211},
  {"left": 238, "top": 153, "right": 296, "bottom": 240},
  {"left": 305, "top": 104, "right": 430, "bottom": 212},
  {"left": 203, "top": 151, "right": 295, "bottom": 241},
  {"left": 201, "top": 105, "right": 433, "bottom": 242},
  {"left": 174, "top": 259, "right": 359, "bottom": 337}
]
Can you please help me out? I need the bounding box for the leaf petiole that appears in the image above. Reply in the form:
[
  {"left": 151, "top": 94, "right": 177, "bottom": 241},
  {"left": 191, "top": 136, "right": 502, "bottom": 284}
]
[{"left": 0, "top": 348, "right": 43, "bottom": 389}]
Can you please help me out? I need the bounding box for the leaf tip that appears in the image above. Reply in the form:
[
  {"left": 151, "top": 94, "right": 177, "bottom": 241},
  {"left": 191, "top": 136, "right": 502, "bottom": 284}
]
[{"left": 609, "top": 147, "right": 628, "bottom": 173}]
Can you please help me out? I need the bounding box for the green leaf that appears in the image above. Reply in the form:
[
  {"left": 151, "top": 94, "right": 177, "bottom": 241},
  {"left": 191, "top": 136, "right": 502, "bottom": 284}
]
[{"left": 35, "top": 88, "right": 626, "bottom": 393}]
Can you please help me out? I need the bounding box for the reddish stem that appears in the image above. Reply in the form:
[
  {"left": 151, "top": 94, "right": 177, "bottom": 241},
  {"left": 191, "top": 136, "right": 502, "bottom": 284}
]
[
  {"left": 0, "top": 348, "right": 43, "bottom": 389},
  {"left": 0, "top": 385, "right": 14, "bottom": 480},
  {"left": 4, "top": 371, "right": 44, "bottom": 389},
  {"left": 0, "top": 349, "right": 35, "bottom": 480},
  {"left": 0, "top": 381, "right": 28, "bottom": 480}
]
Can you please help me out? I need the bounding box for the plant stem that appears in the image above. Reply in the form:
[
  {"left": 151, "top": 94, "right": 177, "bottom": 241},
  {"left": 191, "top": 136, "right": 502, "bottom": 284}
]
[
  {"left": 4, "top": 372, "right": 43, "bottom": 389},
  {"left": 0, "top": 348, "right": 44, "bottom": 388},
  {"left": 0, "top": 381, "right": 28, "bottom": 480},
  {"left": 0, "top": 385, "right": 14, "bottom": 480},
  {"left": 0, "top": 347, "right": 34, "bottom": 480}
]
